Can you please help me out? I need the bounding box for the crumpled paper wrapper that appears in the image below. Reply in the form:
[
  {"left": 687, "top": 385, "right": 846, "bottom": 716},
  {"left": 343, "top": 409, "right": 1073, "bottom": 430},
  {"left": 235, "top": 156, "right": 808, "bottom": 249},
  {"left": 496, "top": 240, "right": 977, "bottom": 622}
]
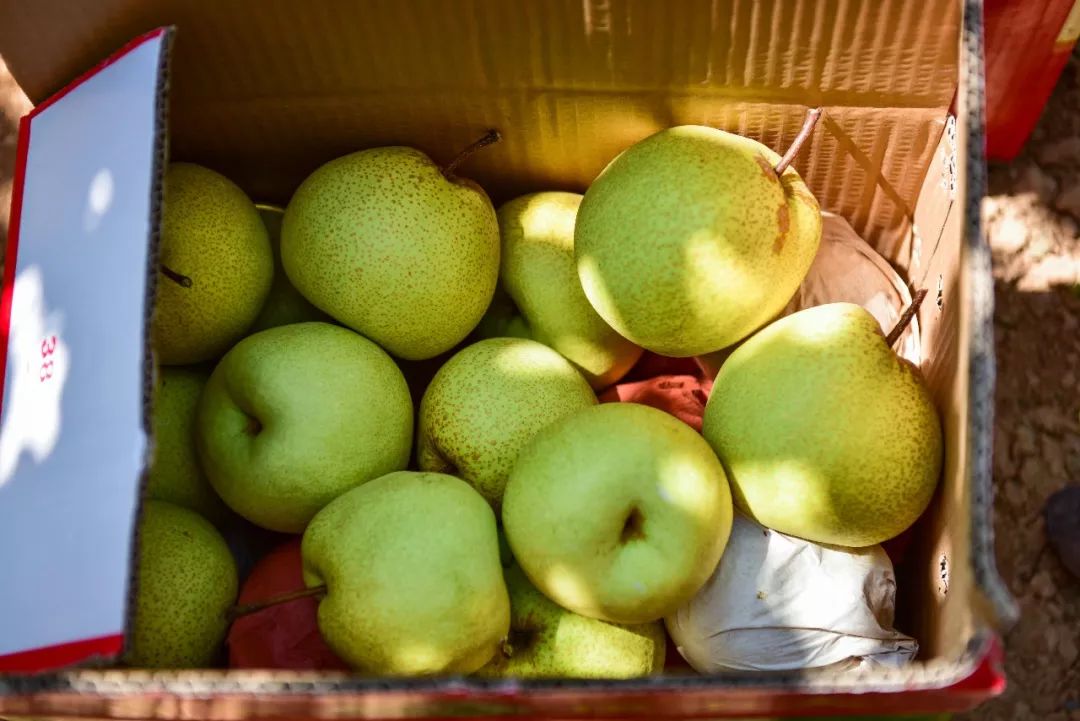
[
  {"left": 227, "top": 539, "right": 348, "bottom": 670},
  {"left": 665, "top": 514, "right": 918, "bottom": 673},
  {"left": 697, "top": 211, "right": 922, "bottom": 377}
]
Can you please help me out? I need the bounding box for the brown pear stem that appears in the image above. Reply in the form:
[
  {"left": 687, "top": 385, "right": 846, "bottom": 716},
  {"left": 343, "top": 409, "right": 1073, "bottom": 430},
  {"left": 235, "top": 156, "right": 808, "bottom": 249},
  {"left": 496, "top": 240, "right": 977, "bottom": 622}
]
[
  {"left": 160, "top": 264, "right": 193, "bottom": 288},
  {"left": 226, "top": 584, "right": 327, "bottom": 623},
  {"left": 885, "top": 289, "right": 928, "bottom": 348},
  {"left": 443, "top": 130, "right": 502, "bottom": 179},
  {"left": 774, "top": 107, "right": 822, "bottom": 175}
]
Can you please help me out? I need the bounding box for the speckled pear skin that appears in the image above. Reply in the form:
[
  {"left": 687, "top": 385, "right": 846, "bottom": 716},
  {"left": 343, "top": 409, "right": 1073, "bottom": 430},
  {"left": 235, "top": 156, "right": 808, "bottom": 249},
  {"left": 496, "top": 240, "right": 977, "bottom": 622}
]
[
  {"left": 417, "top": 338, "right": 597, "bottom": 510},
  {"left": 503, "top": 403, "right": 733, "bottom": 625},
  {"left": 496, "top": 192, "right": 642, "bottom": 389},
  {"left": 127, "top": 500, "right": 238, "bottom": 668},
  {"left": 575, "top": 126, "right": 822, "bottom": 357},
  {"left": 477, "top": 564, "right": 665, "bottom": 679},
  {"left": 280, "top": 146, "right": 500, "bottom": 360},
  {"left": 301, "top": 471, "right": 510, "bottom": 675},
  {"left": 153, "top": 163, "right": 273, "bottom": 365},
  {"left": 702, "top": 302, "right": 943, "bottom": 548},
  {"left": 196, "top": 322, "right": 413, "bottom": 533},
  {"left": 147, "top": 367, "right": 228, "bottom": 526},
  {"left": 249, "top": 205, "right": 331, "bottom": 332}
]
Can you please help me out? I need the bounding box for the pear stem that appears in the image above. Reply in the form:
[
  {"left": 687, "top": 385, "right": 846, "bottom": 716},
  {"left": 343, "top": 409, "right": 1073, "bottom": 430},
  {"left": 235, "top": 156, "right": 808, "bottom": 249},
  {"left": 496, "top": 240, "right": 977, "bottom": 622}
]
[
  {"left": 160, "top": 264, "right": 193, "bottom": 288},
  {"left": 443, "top": 130, "right": 502, "bottom": 179},
  {"left": 226, "top": 584, "right": 327, "bottom": 623},
  {"left": 774, "top": 107, "right": 823, "bottom": 176},
  {"left": 885, "top": 289, "right": 928, "bottom": 348}
]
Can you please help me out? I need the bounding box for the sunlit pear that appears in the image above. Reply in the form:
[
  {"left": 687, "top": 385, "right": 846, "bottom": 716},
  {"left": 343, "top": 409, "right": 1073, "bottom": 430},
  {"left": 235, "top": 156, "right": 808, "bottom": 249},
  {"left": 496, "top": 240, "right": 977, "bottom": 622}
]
[
  {"left": 504, "top": 403, "right": 733, "bottom": 624},
  {"left": 702, "top": 302, "right": 942, "bottom": 547},
  {"left": 576, "top": 124, "right": 821, "bottom": 357}
]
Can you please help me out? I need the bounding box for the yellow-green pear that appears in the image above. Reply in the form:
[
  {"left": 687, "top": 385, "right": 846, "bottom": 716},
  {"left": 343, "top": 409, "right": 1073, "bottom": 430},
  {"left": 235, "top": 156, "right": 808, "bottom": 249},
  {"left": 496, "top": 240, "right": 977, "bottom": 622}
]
[
  {"left": 575, "top": 125, "right": 821, "bottom": 357},
  {"left": 302, "top": 471, "right": 510, "bottom": 675},
  {"left": 491, "top": 192, "right": 642, "bottom": 389},
  {"left": 196, "top": 322, "right": 413, "bottom": 533},
  {"left": 147, "top": 367, "right": 228, "bottom": 525},
  {"left": 127, "top": 500, "right": 238, "bottom": 668},
  {"left": 249, "top": 204, "right": 330, "bottom": 332},
  {"left": 701, "top": 302, "right": 943, "bottom": 547},
  {"left": 504, "top": 403, "right": 733, "bottom": 625},
  {"left": 153, "top": 163, "right": 273, "bottom": 365},
  {"left": 281, "top": 142, "right": 500, "bottom": 360},
  {"left": 417, "top": 338, "right": 597, "bottom": 509},
  {"left": 478, "top": 564, "right": 666, "bottom": 679}
]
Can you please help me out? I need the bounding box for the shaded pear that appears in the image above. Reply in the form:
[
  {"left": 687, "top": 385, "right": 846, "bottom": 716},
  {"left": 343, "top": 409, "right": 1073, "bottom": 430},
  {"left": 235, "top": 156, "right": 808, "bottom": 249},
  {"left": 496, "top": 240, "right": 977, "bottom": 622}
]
[
  {"left": 153, "top": 163, "right": 272, "bottom": 364},
  {"left": 147, "top": 366, "right": 228, "bottom": 525},
  {"left": 491, "top": 192, "right": 642, "bottom": 389},
  {"left": 302, "top": 471, "right": 510, "bottom": 675},
  {"left": 248, "top": 204, "right": 330, "bottom": 332},
  {"left": 127, "top": 500, "right": 237, "bottom": 668},
  {"left": 196, "top": 322, "right": 413, "bottom": 533},
  {"left": 416, "top": 338, "right": 596, "bottom": 509},
  {"left": 478, "top": 564, "right": 666, "bottom": 679},
  {"left": 281, "top": 139, "right": 500, "bottom": 360}
]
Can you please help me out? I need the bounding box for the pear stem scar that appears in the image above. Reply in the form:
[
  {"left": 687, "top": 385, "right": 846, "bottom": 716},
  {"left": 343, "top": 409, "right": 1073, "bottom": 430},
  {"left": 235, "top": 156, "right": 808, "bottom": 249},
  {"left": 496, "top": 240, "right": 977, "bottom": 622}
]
[
  {"left": 774, "top": 107, "right": 822, "bottom": 175},
  {"left": 160, "top": 263, "right": 193, "bottom": 288},
  {"left": 244, "top": 414, "right": 263, "bottom": 436},
  {"left": 443, "top": 129, "right": 502, "bottom": 179},
  {"left": 885, "top": 289, "right": 928, "bottom": 348},
  {"left": 226, "top": 584, "right": 327, "bottom": 623},
  {"left": 619, "top": 507, "right": 646, "bottom": 544}
]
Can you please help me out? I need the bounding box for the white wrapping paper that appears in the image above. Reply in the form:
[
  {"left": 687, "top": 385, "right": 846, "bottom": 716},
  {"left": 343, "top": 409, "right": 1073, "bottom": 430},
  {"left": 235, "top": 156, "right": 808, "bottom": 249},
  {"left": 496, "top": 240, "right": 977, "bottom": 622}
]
[{"left": 665, "top": 514, "right": 918, "bottom": 673}]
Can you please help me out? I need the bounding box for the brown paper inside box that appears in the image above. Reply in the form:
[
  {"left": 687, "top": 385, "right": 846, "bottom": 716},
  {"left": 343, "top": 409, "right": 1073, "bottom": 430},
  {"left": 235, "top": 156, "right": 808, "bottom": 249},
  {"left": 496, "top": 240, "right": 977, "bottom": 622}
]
[{"left": 0, "top": 0, "right": 1015, "bottom": 717}]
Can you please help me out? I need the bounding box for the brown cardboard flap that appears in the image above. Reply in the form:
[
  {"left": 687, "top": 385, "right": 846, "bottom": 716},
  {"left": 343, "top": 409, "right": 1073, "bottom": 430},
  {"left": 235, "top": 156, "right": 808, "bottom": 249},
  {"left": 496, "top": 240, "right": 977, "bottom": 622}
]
[
  {"left": 0, "top": 1, "right": 961, "bottom": 107},
  {"left": 0, "top": 0, "right": 957, "bottom": 254}
]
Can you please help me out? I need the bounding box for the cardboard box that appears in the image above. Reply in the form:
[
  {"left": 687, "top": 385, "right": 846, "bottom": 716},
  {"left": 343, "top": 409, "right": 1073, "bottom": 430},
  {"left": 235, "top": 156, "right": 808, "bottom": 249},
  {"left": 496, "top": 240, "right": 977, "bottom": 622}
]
[
  {"left": 984, "top": 0, "right": 1080, "bottom": 160},
  {"left": 0, "top": 0, "right": 1017, "bottom": 717}
]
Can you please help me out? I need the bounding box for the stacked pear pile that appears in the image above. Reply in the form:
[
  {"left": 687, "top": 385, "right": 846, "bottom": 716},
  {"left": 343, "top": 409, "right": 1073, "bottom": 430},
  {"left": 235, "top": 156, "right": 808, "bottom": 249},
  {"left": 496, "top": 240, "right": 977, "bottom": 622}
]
[{"left": 135, "top": 117, "right": 942, "bottom": 676}]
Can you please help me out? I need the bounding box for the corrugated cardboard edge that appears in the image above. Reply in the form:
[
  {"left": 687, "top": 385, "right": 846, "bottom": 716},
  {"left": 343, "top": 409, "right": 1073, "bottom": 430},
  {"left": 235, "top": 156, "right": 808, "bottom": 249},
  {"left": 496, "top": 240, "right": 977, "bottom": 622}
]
[
  {"left": 0, "top": 640, "right": 1000, "bottom": 720},
  {"left": 959, "top": 0, "right": 1020, "bottom": 632},
  {"left": 124, "top": 25, "right": 176, "bottom": 667}
]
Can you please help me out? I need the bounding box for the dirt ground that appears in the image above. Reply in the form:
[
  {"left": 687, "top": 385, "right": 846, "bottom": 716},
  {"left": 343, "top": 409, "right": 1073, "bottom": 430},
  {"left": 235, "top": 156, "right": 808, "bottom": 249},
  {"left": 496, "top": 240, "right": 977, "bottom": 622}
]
[
  {"left": 958, "top": 53, "right": 1080, "bottom": 721},
  {"left": 1, "top": 42, "right": 1079, "bottom": 720}
]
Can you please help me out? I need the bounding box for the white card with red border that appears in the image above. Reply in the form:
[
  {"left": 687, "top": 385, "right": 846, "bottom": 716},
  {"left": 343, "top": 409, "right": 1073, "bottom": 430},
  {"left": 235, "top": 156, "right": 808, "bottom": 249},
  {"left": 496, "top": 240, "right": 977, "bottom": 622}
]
[{"left": 0, "top": 29, "right": 170, "bottom": 672}]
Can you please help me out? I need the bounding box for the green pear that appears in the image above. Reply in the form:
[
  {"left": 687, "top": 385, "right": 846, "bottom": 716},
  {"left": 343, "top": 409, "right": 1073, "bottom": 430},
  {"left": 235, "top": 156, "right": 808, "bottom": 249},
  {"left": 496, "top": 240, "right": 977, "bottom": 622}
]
[
  {"left": 417, "top": 337, "right": 597, "bottom": 509},
  {"left": 196, "top": 322, "right": 413, "bottom": 533},
  {"left": 474, "top": 285, "right": 531, "bottom": 340},
  {"left": 575, "top": 125, "right": 821, "bottom": 357},
  {"left": 302, "top": 471, "right": 510, "bottom": 675},
  {"left": 248, "top": 204, "right": 331, "bottom": 332},
  {"left": 147, "top": 367, "right": 228, "bottom": 525},
  {"left": 281, "top": 144, "right": 500, "bottom": 360},
  {"left": 153, "top": 163, "right": 273, "bottom": 365},
  {"left": 701, "top": 302, "right": 943, "bottom": 547},
  {"left": 503, "top": 403, "right": 733, "bottom": 624},
  {"left": 488, "top": 192, "right": 642, "bottom": 389},
  {"left": 477, "top": 564, "right": 666, "bottom": 679},
  {"left": 127, "top": 500, "right": 238, "bottom": 668}
]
